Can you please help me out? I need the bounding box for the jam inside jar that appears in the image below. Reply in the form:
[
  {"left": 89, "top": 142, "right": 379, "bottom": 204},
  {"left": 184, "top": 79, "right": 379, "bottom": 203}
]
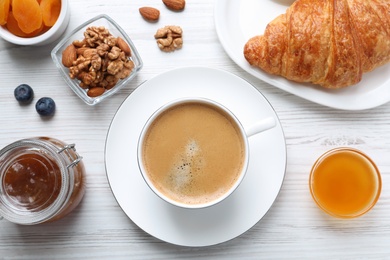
[{"left": 0, "top": 137, "right": 86, "bottom": 225}]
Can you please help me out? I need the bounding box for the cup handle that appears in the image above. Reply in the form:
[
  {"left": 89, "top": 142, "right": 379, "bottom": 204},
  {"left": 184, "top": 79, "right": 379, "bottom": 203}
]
[{"left": 246, "top": 117, "right": 276, "bottom": 137}]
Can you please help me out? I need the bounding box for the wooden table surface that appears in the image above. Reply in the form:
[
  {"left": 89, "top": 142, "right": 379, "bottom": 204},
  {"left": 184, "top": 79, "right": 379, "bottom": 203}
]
[{"left": 1, "top": 0, "right": 390, "bottom": 259}]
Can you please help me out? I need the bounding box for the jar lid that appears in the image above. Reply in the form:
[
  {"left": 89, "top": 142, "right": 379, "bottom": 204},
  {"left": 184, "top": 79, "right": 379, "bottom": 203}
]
[{"left": 0, "top": 139, "right": 72, "bottom": 224}]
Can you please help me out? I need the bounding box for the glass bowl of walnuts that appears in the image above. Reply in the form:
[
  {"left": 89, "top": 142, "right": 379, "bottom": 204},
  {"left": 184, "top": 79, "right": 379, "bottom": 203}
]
[{"left": 51, "top": 14, "right": 143, "bottom": 105}]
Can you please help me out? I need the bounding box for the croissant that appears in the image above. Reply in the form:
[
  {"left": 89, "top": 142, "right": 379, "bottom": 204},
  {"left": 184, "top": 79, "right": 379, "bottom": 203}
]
[{"left": 243, "top": 0, "right": 390, "bottom": 89}]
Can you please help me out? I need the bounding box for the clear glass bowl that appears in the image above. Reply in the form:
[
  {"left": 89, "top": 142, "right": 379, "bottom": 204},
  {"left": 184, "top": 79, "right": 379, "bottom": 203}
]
[
  {"left": 51, "top": 14, "right": 143, "bottom": 105},
  {"left": 309, "top": 147, "right": 381, "bottom": 218}
]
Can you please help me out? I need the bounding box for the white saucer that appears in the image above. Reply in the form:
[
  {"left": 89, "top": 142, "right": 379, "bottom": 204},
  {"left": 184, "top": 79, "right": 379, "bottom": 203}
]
[{"left": 105, "top": 67, "right": 286, "bottom": 247}]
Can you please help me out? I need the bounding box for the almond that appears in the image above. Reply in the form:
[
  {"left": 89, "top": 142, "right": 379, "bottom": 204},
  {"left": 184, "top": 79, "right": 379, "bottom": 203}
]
[
  {"left": 76, "top": 47, "right": 91, "bottom": 56},
  {"left": 87, "top": 87, "right": 105, "bottom": 97},
  {"left": 62, "top": 44, "right": 77, "bottom": 68},
  {"left": 162, "top": 0, "right": 185, "bottom": 11},
  {"left": 139, "top": 7, "right": 160, "bottom": 21},
  {"left": 117, "top": 37, "right": 131, "bottom": 56}
]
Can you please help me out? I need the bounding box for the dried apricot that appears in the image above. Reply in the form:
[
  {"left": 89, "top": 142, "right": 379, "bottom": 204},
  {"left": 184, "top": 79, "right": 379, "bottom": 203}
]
[
  {"left": 6, "top": 11, "right": 27, "bottom": 37},
  {"left": 40, "top": 0, "right": 60, "bottom": 27},
  {"left": 6, "top": 11, "right": 43, "bottom": 37},
  {"left": 12, "top": 0, "right": 43, "bottom": 34},
  {"left": 0, "top": 0, "right": 11, "bottom": 25}
]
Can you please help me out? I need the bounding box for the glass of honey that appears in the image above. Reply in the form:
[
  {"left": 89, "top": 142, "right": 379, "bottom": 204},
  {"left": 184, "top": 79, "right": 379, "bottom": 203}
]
[
  {"left": 309, "top": 147, "right": 381, "bottom": 218},
  {"left": 0, "top": 137, "right": 86, "bottom": 225}
]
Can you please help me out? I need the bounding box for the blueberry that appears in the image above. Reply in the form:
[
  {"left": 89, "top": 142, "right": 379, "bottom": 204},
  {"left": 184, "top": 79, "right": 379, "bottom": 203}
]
[
  {"left": 35, "top": 97, "right": 56, "bottom": 116},
  {"left": 14, "top": 84, "right": 34, "bottom": 103}
]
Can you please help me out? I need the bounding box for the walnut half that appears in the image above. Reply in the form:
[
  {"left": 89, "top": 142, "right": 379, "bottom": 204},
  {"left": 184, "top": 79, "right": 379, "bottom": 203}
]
[{"left": 154, "top": 25, "right": 183, "bottom": 52}]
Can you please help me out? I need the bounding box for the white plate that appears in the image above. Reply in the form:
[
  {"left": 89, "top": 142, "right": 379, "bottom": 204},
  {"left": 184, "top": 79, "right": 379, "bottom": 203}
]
[
  {"left": 105, "top": 67, "right": 286, "bottom": 247},
  {"left": 214, "top": 0, "right": 390, "bottom": 110}
]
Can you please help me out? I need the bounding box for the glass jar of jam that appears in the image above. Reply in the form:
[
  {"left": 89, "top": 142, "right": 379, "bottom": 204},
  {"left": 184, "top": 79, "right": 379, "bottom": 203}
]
[{"left": 0, "top": 137, "right": 86, "bottom": 225}]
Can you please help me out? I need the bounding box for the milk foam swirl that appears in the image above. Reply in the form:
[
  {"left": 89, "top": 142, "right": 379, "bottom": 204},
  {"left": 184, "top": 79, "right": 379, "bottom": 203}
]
[{"left": 169, "top": 139, "right": 204, "bottom": 192}]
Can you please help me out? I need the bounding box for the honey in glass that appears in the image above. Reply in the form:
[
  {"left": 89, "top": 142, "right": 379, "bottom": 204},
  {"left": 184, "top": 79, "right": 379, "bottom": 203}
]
[
  {"left": 310, "top": 147, "right": 381, "bottom": 218},
  {"left": 0, "top": 137, "right": 86, "bottom": 225}
]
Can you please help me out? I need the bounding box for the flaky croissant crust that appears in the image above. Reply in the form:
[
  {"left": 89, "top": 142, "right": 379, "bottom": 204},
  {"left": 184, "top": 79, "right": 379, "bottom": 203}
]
[{"left": 244, "top": 0, "right": 390, "bottom": 89}]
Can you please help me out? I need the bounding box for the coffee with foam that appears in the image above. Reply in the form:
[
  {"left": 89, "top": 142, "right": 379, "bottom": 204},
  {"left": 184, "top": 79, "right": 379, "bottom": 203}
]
[{"left": 141, "top": 101, "right": 246, "bottom": 206}]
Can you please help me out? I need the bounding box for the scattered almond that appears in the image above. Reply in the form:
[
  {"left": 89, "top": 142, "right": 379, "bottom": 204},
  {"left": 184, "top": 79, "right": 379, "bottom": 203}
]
[
  {"left": 62, "top": 44, "right": 77, "bottom": 68},
  {"left": 162, "top": 0, "right": 185, "bottom": 11},
  {"left": 139, "top": 7, "right": 160, "bottom": 21}
]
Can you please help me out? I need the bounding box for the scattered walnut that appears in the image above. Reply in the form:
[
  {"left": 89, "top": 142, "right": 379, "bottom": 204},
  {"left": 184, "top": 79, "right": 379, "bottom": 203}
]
[
  {"left": 61, "top": 26, "right": 134, "bottom": 97},
  {"left": 154, "top": 25, "right": 183, "bottom": 52}
]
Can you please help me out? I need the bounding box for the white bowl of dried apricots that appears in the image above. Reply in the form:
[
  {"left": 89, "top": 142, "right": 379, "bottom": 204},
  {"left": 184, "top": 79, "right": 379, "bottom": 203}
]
[{"left": 0, "top": 0, "right": 69, "bottom": 46}]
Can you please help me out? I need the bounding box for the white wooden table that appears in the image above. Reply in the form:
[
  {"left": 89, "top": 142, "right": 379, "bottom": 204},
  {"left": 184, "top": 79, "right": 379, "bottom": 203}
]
[{"left": 1, "top": 0, "right": 390, "bottom": 259}]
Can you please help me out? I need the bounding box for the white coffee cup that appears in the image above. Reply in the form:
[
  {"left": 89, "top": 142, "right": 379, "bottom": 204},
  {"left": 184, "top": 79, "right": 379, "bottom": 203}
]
[{"left": 137, "top": 97, "right": 276, "bottom": 209}]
